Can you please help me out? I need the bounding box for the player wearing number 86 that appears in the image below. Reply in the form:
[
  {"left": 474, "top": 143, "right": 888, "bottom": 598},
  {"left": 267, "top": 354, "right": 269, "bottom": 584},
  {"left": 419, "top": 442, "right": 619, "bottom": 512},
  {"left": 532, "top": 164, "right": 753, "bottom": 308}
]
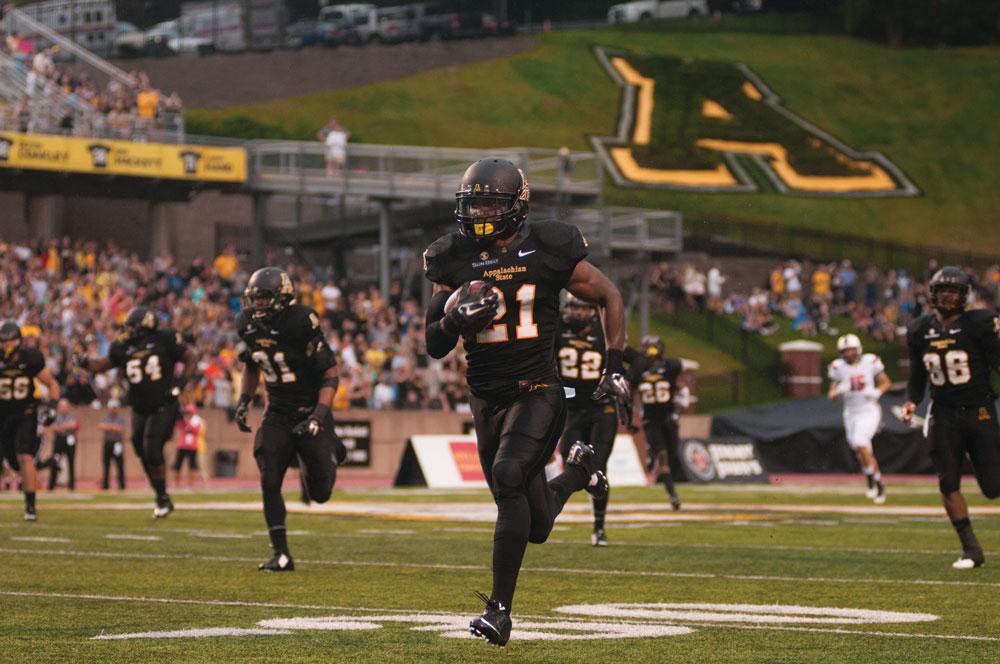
[
  {"left": 424, "top": 158, "right": 630, "bottom": 646},
  {"left": 903, "top": 266, "right": 1000, "bottom": 569},
  {"left": 234, "top": 267, "right": 346, "bottom": 572},
  {"left": 77, "top": 307, "right": 196, "bottom": 518}
]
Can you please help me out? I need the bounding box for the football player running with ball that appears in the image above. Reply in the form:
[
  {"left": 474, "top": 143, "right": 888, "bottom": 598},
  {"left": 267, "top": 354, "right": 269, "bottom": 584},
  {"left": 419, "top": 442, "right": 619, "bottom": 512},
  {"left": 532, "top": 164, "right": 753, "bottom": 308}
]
[
  {"left": 902, "top": 267, "right": 1000, "bottom": 569},
  {"left": 234, "top": 267, "right": 346, "bottom": 572},
  {"left": 424, "top": 158, "right": 631, "bottom": 646},
  {"left": 77, "top": 307, "right": 194, "bottom": 518},
  {"left": 557, "top": 294, "right": 646, "bottom": 546},
  {"left": 0, "top": 322, "right": 61, "bottom": 521},
  {"left": 827, "top": 334, "right": 890, "bottom": 503}
]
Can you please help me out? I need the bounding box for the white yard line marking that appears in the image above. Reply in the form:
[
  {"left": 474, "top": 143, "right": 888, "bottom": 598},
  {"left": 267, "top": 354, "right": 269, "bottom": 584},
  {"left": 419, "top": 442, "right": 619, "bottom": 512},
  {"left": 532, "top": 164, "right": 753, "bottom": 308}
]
[
  {"left": 3, "top": 547, "right": 999, "bottom": 589},
  {"left": 2, "top": 591, "right": 995, "bottom": 644},
  {"left": 105, "top": 534, "right": 162, "bottom": 541},
  {"left": 358, "top": 529, "right": 416, "bottom": 535},
  {"left": 11, "top": 536, "right": 71, "bottom": 543}
]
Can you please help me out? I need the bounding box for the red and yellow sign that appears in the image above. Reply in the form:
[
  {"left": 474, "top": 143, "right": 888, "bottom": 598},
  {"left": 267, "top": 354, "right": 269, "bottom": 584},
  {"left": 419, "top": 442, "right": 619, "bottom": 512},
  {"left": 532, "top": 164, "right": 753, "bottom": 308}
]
[
  {"left": 0, "top": 131, "right": 246, "bottom": 183},
  {"left": 449, "top": 441, "right": 485, "bottom": 482}
]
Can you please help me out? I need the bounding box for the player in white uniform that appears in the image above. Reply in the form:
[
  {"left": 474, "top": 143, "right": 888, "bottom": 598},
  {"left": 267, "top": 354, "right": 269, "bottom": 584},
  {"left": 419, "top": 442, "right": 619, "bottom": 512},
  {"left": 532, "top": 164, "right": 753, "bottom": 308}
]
[{"left": 827, "top": 334, "right": 890, "bottom": 503}]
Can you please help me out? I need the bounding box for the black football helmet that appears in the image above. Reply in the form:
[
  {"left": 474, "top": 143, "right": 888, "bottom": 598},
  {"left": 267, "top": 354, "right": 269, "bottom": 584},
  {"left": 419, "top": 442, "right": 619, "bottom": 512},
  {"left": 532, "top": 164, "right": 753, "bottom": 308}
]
[
  {"left": 455, "top": 158, "right": 529, "bottom": 244},
  {"left": 244, "top": 267, "right": 295, "bottom": 321},
  {"left": 562, "top": 293, "right": 598, "bottom": 332},
  {"left": 929, "top": 266, "right": 970, "bottom": 316},
  {"left": 123, "top": 306, "right": 158, "bottom": 341},
  {"left": 0, "top": 321, "right": 21, "bottom": 356},
  {"left": 641, "top": 334, "right": 665, "bottom": 358}
]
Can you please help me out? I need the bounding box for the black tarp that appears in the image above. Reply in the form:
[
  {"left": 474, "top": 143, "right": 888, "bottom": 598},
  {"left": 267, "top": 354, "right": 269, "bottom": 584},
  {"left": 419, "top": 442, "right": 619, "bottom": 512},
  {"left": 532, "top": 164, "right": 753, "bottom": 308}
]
[{"left": 710, "top": 393, "right": 994, "bottom": 474}]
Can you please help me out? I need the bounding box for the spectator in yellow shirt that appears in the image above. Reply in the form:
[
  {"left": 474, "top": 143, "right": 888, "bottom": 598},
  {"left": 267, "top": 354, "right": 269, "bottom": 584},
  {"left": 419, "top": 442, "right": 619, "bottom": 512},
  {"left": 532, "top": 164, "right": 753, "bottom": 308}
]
[{"left": 213, "top": 244, "right": 239, "bottom": 283}]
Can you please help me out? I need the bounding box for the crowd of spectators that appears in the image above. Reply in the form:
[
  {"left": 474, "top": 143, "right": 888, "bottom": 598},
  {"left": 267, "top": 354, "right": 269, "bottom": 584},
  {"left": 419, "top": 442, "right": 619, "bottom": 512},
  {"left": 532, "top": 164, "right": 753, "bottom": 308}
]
[
  {"left": 0, "top": 239, "right": 470, "bottom": 416},
  {"left": 2, "top": 35, "right": 183, "bottom": 139},
  {"left": 650, "top": 258, "right": 1000, "bottom": 341}
]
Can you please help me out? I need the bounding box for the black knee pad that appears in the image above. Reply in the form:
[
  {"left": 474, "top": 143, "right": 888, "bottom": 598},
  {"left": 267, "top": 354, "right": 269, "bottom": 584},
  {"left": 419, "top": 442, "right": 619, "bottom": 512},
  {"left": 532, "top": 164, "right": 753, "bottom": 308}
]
[
  {"left": 981, "top": 481, "right": 1000, "bottom": 500},
  {"left": 938, "top": 476, "right": 961, "bottom": 496},
  {"left": 306, "top": 468, "right": 335, "bottom": 504},
  {"left": 492, "top": 459, "right": 525, "bottom": 498}
]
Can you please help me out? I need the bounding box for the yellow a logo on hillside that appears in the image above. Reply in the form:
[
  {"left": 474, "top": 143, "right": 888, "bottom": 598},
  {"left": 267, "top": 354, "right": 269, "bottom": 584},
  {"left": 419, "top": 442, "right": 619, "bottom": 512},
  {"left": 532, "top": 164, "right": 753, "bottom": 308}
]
[{"left": 589, "top": 48, "right": 918, "bottom": 197}]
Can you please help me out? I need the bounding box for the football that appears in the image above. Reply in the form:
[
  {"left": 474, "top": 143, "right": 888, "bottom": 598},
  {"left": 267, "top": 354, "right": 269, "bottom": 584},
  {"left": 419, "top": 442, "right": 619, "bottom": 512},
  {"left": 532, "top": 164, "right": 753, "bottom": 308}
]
[{"left": 444, "top": 280, "right": 489, "bottom": 314}]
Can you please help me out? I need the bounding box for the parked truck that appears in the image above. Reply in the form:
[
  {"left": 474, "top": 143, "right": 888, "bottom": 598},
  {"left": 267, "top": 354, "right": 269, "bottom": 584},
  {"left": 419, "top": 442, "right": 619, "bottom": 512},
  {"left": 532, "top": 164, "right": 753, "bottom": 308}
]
[
  {"left": 607, "top": 0, "right": 709, "bottom": 24},
  {"left": 178, "top": 0, "right": 286, "bottom": 52}
]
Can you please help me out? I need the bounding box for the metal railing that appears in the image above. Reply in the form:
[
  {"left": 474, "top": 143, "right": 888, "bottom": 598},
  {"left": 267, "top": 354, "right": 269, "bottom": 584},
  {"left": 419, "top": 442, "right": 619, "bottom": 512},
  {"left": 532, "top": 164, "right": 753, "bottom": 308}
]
[
  {"left": 564, "top": 207, "right": 683, "bottom": 256},
  {"left": 245, "top": 141, "right": 602, "bottom": 202},
  {"left": 2, "top": 7, "right": 131, "bottom": 87}
]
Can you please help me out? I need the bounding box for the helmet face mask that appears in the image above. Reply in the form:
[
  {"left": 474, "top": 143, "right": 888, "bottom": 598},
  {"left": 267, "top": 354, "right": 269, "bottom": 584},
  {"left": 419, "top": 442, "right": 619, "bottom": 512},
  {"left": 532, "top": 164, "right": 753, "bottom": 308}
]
[
  {"left": 244, "top": 267, "right": 295, "bottom": 322},
  {"left": 455, "top": 158, "right": 529, "bottom": 245},
  {"left": 123, "top": 307, "right": 157, "bottom": 341},
  {"left": 562, "top": 296, "right": 596, "bottom": 332},
  {"left": 0, "top": 322, "right": 21, "bottom": 357},
  {"left": 929, "top": 266, "right": 970, "bottom": 316},
  {"left": 641, "top": 334, "right": 664, "bottom": 358}
]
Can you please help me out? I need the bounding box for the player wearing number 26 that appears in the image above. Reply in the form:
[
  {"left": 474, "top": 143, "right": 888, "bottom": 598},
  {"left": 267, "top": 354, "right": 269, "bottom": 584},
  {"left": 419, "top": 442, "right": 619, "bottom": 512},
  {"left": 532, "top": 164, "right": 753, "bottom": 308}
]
[
  {"left": 77, "top": 307, "right": 196, "bottom": 518},
  {"left": 423, "top": 158, "right": 630, "bottom": 646},
  {"left": 902, "top": 267, "right": 1000, "bottom": 570},
  {"left": 234, "top": 267, "right": 346, "bottom": 572}
]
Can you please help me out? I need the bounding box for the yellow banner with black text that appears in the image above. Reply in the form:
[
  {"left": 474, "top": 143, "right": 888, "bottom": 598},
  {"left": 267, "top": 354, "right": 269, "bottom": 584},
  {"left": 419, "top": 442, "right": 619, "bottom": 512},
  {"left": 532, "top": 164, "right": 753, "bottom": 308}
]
[{"left": 0, "top": 131, "right": 246, "bottom": 183}]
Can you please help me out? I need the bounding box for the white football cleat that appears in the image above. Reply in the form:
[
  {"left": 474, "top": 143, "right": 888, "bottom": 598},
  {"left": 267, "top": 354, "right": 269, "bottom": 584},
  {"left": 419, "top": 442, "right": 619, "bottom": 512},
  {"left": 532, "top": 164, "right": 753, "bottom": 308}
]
[{"left": 952, "top": 549, "right": 984, "bottom": 570}]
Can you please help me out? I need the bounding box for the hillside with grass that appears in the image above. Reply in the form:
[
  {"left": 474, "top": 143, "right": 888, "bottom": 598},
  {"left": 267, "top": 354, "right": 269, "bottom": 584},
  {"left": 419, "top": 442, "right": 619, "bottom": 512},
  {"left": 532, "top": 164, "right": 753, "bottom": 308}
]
[{"left": 189, "top": 16, "right": 999, "bottom": 254}]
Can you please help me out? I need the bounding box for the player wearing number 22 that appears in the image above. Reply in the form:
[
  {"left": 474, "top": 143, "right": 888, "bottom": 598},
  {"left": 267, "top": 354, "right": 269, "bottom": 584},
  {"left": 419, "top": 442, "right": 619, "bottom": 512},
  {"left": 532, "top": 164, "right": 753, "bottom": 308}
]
[
  {"left": 424, "top": 158, "right": 631, "bottom": 646},
  {"left": 234, "top": 267, "right": 346, "bottom": 573},
  {"left": 77, "top": 307, "right": 195, "bottom": 519},
  {"left": 902, "top": 267, "right": 1000, "bottom": 570}
]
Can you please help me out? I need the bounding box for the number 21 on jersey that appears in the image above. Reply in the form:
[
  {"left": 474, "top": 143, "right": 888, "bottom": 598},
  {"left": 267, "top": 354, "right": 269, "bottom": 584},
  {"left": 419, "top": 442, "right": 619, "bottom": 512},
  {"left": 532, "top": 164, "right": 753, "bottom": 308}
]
[{"left": 477, "top": 284, "right": 539, "bottom": 344}]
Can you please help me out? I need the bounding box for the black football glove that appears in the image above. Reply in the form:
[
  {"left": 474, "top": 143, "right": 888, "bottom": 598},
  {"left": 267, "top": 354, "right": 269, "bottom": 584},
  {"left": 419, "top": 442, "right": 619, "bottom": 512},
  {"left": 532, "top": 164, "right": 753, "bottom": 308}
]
[
  {"left": 234, "top": 395, "right": 252, "bottom": 433},
  {"left": 292, "top": 403, "right": 331, "bottom": 438},
  {"left": 72, "top": 352, "right": 89, "bottom": 370},
  {"left": 40, "top": 401, "right": 58, "bottom": 426},
  {"left": 592, "top": 371, "right": 633, "bottom": 427},
  {"left": 441, "top": 281, "right": 499, "bottom": 337}
]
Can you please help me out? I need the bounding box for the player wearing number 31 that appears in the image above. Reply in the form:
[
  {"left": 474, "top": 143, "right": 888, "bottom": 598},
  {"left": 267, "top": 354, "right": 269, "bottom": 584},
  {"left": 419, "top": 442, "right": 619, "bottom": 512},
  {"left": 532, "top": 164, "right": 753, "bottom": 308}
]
[
  {"left": 902, "top": 267, "right": 1000, "bottom": 570},
  {"left": 76, "top": 307, "right": 196, "bottom": 519},
  {"left": 423, "top": 158, "right": 631, "bottom": 646},
  {"left": 234, "top": 267, "right": 347, "bottom": 572}
]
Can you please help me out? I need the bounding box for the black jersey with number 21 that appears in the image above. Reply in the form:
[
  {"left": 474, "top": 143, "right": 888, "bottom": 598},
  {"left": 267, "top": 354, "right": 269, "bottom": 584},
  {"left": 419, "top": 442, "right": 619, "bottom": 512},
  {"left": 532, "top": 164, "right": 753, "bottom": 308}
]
[
  {"left": 236, "top": 304, "right": 335, "bottom": 417},
  {"left": 424, "top": 221, "right": 589, "bottom": 399}
]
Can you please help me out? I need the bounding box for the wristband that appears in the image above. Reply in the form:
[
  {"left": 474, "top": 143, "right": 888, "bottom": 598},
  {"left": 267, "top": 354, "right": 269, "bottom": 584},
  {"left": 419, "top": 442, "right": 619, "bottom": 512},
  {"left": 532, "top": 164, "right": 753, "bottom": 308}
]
[
  {"left": 310, "top": 403, "right": 331, "bottom": 421},
  {"left": 606, "top": 348, "right": 625, "bottom": 375}
]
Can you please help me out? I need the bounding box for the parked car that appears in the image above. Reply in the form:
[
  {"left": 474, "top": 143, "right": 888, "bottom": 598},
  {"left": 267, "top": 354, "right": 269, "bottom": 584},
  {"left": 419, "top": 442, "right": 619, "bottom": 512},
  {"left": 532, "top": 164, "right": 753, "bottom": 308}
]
[
  {"left": 115, "top": 21, "right": 146, "bottom": 57},
  {"left": 409, "top": 3, "right": 514, "bottom": 40},
  {"left": 374, "top": 5, "right": 421, "bottom": 43},
  {"left": 285, "top": 19, "right": 345, "bottom": 48},
  {"left": 607, "top": 0, "right": 709, "bottom": 24},
  {"left": 319, "top": 3, "right": 377, "bottom": 45},
  {"left": 144, "top": 19, "right": 215, "bottom": 56}
]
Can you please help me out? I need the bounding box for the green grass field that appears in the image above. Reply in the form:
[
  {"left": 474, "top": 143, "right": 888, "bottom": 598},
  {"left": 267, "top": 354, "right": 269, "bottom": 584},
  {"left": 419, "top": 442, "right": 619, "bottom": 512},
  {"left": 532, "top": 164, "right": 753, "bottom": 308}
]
[
  {"left": 189, "top": 17, "right": 1000, "bottom": 253},
  {"left": 4, "top": 482, "right": 999, "bottom": 662}
]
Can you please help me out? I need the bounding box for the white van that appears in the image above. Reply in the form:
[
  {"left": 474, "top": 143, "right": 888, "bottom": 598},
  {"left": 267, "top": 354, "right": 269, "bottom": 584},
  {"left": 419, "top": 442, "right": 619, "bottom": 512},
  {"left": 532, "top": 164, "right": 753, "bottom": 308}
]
[
  {"left": 319, "top": 3, "right": 377, "bottom": 45},
  {"left": 607, "top": 0, "right": 709, "bottom": 24}
]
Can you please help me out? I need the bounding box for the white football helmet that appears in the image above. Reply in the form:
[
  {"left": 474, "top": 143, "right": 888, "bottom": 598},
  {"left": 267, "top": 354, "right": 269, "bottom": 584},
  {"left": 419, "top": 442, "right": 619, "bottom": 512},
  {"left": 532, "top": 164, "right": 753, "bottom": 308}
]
[{"left": 836, "top": 333, "right": 863, "bottom": 353}]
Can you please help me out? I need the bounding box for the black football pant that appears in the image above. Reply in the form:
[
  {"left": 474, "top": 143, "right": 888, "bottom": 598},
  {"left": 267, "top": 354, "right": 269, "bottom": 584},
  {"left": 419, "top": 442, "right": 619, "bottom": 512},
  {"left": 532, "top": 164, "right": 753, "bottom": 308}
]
[
  {"left": 131, "top": 402, "right": 179, "bottom": 500},
  {"left": 102, "top": 439, "right": 126, "bottom": 490},
  {"left": 254, "top": 409, "right": 341, "bottom": 554},
  {"left": 471, "top": 383, "right": 589, "bottom": 610},
  {"left": 45, "top": 435, "right": 76, "bottom": 491},
  {"left": 560, "top": 401, "right": 617, "bottom": 529},
  {"left": 0, "top": 411, "right": 41, "bottom": 471},
  {"left": 927, "top": 401, "right": 1000, "bottom": 498}
]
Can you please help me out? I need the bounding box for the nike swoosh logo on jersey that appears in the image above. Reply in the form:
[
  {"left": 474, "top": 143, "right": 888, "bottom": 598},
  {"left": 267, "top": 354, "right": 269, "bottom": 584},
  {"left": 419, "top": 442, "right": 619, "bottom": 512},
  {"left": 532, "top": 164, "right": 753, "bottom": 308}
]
[
  {"left": 518, "top": 249, "right": 536, "bottom": 257},
  {"left": 949, "top": 328, "right": 961, "bottom": 334}
]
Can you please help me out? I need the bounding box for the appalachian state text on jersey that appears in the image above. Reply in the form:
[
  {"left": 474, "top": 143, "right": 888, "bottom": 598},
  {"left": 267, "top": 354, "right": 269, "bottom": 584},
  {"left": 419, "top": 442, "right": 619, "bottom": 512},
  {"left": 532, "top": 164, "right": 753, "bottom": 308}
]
[
  {"left": 907, "top": 308, "right": 1000, "bottom": 406},
  {"left": 0, "top": 347, "right": 45, "bottom": 413},
  {"left": 557, "top": 318, "right": 607, "bottom": 406},
  {"left": 424, "top": 221, "right": 588, "bottom": 397},
  {"left": 236, "top": 304, "right": 335, "bottom": 416},
  {"left": 108, "top": 329, "right": 186, "bottom": 414},
  {"left": 637, "top": 357, "right": 684, "bottom": 419}
]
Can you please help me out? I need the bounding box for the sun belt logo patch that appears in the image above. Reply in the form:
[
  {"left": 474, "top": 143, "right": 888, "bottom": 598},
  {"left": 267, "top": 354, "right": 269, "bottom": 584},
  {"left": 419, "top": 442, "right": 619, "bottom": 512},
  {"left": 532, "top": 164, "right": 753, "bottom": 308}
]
[{"left": 589, "top": 48, "right": 918, "bottom": 197}]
